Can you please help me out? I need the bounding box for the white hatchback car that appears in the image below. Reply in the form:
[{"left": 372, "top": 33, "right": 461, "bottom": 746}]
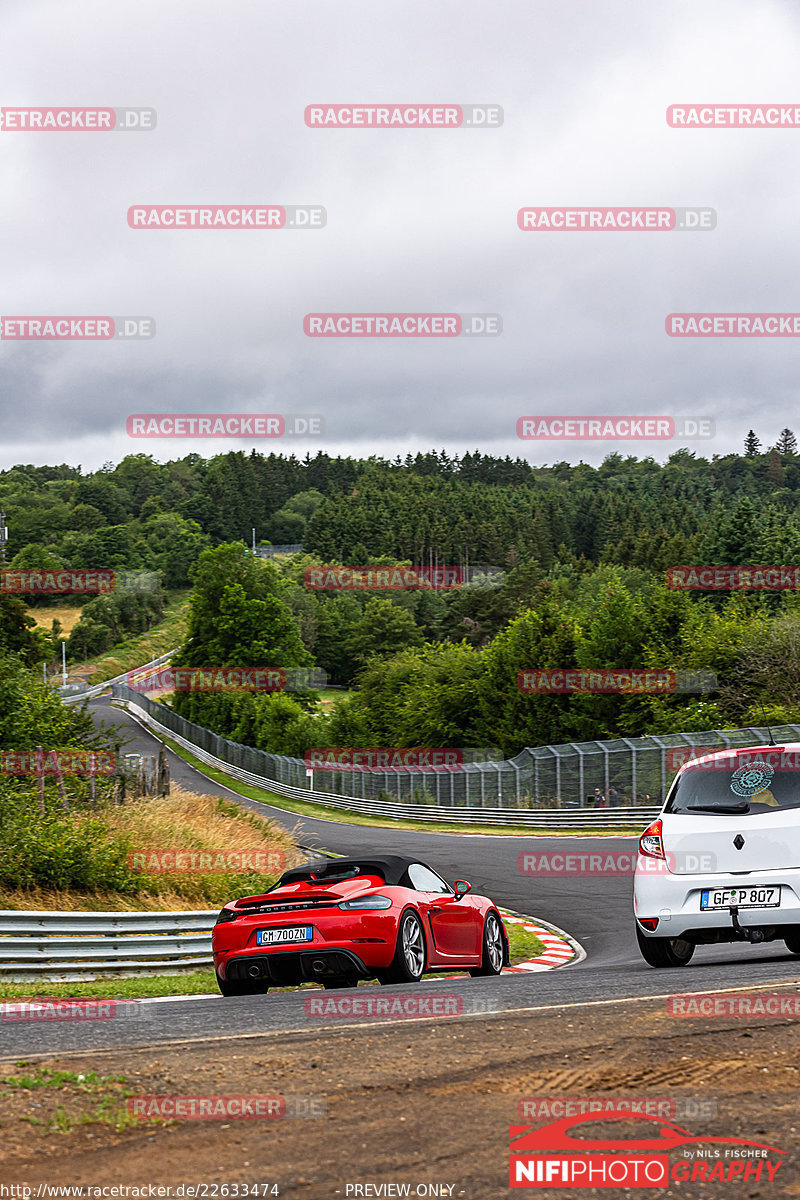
[{"left": 634, "top": 744, "right": 800, "bottom": 966}]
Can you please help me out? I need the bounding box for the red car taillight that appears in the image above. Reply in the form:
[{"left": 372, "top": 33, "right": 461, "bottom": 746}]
[
  {"left": 215, "top": 907, "right": 238, "bottom": 925},
  {"left": 639, "top": 819, "right": 665, "bottom": 860}
]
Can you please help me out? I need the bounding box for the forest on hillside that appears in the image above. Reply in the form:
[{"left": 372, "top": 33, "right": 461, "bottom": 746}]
[
  {"left": 3, "top": 429, "right": 800, "bottom": 575},
  {"left": 5, "top": 429, "right": 800, "bottom": 755}
]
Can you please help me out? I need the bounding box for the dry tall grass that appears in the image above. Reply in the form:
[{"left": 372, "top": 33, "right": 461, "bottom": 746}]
[{"left": 0, "top": 784, "right": 304, "bottom": 911}]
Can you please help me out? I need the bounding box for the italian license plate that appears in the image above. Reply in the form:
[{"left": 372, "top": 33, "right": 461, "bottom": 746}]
[
  {"left": 700, "top": 887, "right": 780, "bottom": 910},
  {"left": 256, "top": 926, "right": 313, "bottom": 946}
]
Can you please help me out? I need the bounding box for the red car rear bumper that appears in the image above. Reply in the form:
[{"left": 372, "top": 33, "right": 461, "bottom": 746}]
[{"left": 212, "top": 910, "right": 397, "bottom": 984}]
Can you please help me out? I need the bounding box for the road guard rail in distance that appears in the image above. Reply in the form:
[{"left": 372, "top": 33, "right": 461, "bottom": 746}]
[
  {"left": 111, "top": 689, "right": 658, "bottom": 827},
  {"left": 59, "top": 650, "right": 176, "bottom": 704},
  {"left": 0, "top": 909, "right": 215, "bottom": 981},
  {"left": 109, "top": 687, "right": 799, "bottom": 824}
]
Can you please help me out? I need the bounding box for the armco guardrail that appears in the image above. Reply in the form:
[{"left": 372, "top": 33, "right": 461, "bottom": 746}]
[
  {"left": 60, "top": 650, "right": 177, "bottom": 704},
  {"left": 112, "top": 692, "right": 659, "bottom": 827},
  {"left": 0, "top": 909, "right": 216, "bottom": 981}
]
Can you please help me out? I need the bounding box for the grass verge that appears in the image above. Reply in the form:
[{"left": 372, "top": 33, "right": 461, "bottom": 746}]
[{"left": 0, "top": 1065, "right": 165, "bottom": 1137}]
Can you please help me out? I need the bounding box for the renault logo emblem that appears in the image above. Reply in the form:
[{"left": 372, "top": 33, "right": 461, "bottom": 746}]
[{"left": 733, "top": 834, "right": 745, "bottom": 850}]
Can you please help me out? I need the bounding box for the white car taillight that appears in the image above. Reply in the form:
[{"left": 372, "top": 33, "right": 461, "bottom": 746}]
[{"left": 639, "top": 819, "right": 665, "bottom": 859}]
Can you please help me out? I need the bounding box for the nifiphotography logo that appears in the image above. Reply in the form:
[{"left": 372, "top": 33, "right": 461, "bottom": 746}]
[{"left": 508, "top": 1111, "right": 784, "bottom": 1188}]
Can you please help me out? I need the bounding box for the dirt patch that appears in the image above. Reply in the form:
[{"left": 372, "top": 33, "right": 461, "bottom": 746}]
[{"left": 0, "top": 997, "right": 798, "bottom": 1197}]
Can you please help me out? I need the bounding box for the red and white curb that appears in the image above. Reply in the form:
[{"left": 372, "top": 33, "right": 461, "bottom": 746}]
[
  {"left": 499, "top": 908, "right": 584, "bottom": 973},
  {"left": 95, "top": 910, "right": 582, "bottom": 1004}
]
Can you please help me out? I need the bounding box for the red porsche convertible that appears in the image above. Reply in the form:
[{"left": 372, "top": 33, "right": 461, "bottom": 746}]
[{"left": 212, "top": 854, "right": 509, "bottom": 995}]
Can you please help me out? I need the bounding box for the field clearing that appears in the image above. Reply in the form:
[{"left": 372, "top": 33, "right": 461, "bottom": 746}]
[{"left": 25, "top": 604, "right": 85, "bottom": 637}]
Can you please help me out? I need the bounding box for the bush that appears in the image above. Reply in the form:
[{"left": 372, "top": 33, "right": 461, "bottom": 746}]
[
  {"left": 67, "top": 618, "right": 114, "bottom": 659},
  {"left": 0, "top": 794, "right": 137, "bottom": 894}
]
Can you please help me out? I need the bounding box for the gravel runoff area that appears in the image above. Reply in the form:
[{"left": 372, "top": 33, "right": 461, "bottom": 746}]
[{"left": 1, "top": 988, "right": 797, "bottom": 1198}]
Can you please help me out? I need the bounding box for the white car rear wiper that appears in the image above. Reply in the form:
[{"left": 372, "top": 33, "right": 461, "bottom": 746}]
[{"left": 688, "top": 801, "right": 750, "bottom": 813}]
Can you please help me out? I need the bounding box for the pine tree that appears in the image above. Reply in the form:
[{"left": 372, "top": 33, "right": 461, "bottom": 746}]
[
  {"left": 767, "top": 449, "right": 784, "bottom": 487},
  {"left": 775, "top": 428, "right": 798, "bottom": 455},
  {"left": 744, "top": 430, "right": 761, "bottom": 457}
]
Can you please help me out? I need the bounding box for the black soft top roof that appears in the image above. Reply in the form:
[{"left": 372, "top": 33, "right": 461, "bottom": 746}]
[{"left": 277, "top": 855, "right": 419, "bottom": 888}]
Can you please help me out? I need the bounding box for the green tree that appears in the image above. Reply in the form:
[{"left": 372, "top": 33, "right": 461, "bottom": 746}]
[
  {"left": 744, "top": 430, "right": 761, "bottom": 457},
  {"left": 352, "top": 597, "right": 423, "bottom": 668},
  {"left": 175, "top": 544, "right": 310, "bottom": 669},
  {"left": 776, "top": 428, "right": 798, "bottom": 455},
  {"left": 0, "top": 595, "right": 48, "bottom": 665},
  {"left": 479, "top": 604, "right": 579, "bottom": 755},
  {"left": 141, "top": 512, "right": 209, "bottom": 587}
]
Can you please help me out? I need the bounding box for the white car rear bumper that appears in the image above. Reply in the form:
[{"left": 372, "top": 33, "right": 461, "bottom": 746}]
[{"left": 634, "top": 863, "right": 800, "bottom": 938}]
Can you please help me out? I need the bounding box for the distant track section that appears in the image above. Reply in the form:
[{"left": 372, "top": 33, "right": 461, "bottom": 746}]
[
  {"left": 112, "top": 694, "right": 659, "bottom": 828},
  {"left": 60, "top": 650, "right": 177, "bottom": 704}
]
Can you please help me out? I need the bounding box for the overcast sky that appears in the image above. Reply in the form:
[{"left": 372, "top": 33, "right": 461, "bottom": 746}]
[{"left": 1, "top": 0, "right": 799, "bottom": 472}]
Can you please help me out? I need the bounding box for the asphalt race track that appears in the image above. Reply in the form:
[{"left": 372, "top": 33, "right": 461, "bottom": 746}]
[{"left": 3, "top": 695, "right": 798, "bottom": 1058}]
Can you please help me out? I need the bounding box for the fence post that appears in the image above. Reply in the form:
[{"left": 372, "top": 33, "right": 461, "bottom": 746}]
[
  {"left": 158, "top": 747, "right": 170, "bottom": 796},
  {"left": 35, "top": 745, "right": 45, "bottom": 815},
  {"left": 620, "top": 739, "right": 637, "bottom": 804},
  {"left": 53, "top": 755, "right": 69, "bottom": 812},
  {"left": 576, "top": 745, "right": 585, "bottom": 808}
]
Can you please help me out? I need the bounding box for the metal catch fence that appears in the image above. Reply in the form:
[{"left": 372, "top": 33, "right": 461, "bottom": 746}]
[{"left": 110, "top": 686, "right": 800, "bottom": 819}]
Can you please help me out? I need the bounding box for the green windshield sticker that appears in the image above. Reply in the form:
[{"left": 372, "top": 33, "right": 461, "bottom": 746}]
[{"left": 730, "top": 759, "right": 773, "bottom": 798}]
